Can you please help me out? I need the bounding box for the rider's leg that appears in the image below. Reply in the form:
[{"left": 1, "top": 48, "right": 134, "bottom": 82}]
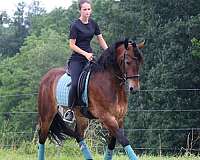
[{"left": 64, "top": 60, "right": 86, "bottom": 123}]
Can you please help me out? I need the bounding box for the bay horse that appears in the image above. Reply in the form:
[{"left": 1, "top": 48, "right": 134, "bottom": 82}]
[{"left": 37, "top": 39, "right": 144, "bottom": 160}]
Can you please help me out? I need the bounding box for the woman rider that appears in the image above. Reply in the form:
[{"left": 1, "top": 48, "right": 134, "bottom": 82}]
[{"left": 64, "top": 0, "right": 108, "bottom": 123}]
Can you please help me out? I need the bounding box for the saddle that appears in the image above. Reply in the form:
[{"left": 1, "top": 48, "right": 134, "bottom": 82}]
[{"left": 78, "top": 64, "right": 90, "bottom": 105}]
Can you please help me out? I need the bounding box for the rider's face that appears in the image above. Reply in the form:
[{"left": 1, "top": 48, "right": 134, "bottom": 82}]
[{"left": 80, "top": 3, "right": 92, "bottom": 19}]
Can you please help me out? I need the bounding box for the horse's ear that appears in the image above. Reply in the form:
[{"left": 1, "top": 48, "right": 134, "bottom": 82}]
[
  {"left": 124, "top": 38, "right": 129, "bottom": 50},
  {"left": 137, "top": 40, "right": 145, "bottom": 49}
]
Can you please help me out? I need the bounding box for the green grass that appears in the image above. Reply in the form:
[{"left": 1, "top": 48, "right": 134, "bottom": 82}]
[
  {"left": 0, "top": 149, "right": 199, "bottom": 160},
  {"left": 0, "top": 141, "right": 199, "bottom": 160}
]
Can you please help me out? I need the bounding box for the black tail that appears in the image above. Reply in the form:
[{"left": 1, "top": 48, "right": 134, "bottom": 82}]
[{"left": 48, "top": 113, "right": 77, "bottom": 145}]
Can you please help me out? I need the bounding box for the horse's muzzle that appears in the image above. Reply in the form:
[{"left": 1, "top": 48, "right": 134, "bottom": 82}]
[{"left": 128, "top": 79, "right": 140, "bottom": 94}]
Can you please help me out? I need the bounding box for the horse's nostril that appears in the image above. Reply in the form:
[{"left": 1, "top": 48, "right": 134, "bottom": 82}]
[
  {"left": 130, "top": 87, "right": 139, "bottom": 94},
  {"left": 130, "top": 87, "right": 134, "bottom": 91}
]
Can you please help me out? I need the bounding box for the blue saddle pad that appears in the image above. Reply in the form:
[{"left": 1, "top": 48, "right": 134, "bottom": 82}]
[{"left": 56, "top": 72, "right": 90, "bottom": 107}]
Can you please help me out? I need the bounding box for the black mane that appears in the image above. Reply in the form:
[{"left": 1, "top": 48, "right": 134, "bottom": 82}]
[{"left": 91, "top": 40, "right": 125, "bottom": 73}]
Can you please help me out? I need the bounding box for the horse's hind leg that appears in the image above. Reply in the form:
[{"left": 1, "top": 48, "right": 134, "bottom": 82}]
[
  {"left": 38, "top": 108, "right": 57, "bottom": 160},
  {"left": 38, "top": 120, "right": 50, "bottom": 160},
  {"left": 104, "top": 135, "right": 116, "bottom": 160},
  {"left": 75, "top": 111, "right": 93, "bottom": 160},
  {"left": 37, "top": 86, "right": 57, "bottom": 160}
]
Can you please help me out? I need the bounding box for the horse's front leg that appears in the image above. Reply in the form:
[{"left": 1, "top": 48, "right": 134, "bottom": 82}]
[
  {"left": 116, "top": 128, "right": 138, "bottom": 160},
  {"left": 75, "top": 110, "right": 93, "bottom": 160},
  {"left": 104, "top": 135, "right": 116, "bottom": 160},
  {"left": 101, "top": 115, "right": 138, "bottom": 160}
]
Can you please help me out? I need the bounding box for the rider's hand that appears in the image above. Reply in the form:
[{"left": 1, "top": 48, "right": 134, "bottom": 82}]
[{"left": 85, "top": 52, "right": 93, "bottom": 61}]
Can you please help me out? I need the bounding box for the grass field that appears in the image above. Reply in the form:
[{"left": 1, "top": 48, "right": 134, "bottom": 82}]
[
  {"left": 0, "top": 149, "right": 199, "bottom": 160},
  {"left": 0, "top": 141, "right": 199, "bottom": 160}
]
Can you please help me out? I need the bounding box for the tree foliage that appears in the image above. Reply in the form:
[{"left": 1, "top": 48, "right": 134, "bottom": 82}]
[{"left": 0, "top": 29, "right": 70, "bottom": 141}]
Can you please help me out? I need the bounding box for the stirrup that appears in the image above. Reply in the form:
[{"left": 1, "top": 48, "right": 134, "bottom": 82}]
[{"left": 63, "top": 109, "right": 75, "bottom": 123}]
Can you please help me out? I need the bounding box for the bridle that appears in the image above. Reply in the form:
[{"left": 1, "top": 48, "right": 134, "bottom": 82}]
[
  {"left": 115, "top": 49, "right": 140, "bottom": 84},
  {"left": 124, "top": 50, "right": 140, "bottom": 79}
]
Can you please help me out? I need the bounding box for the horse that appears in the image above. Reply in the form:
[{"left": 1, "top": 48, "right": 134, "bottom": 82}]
[{"left": 37, "top": 38, "right": 144, "bottom": 160}]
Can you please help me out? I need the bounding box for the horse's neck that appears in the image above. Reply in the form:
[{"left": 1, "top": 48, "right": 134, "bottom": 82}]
[
  {"left": 90, "top": 69, "right": 128, "bottom": 107},
  {"left": 108, "top": 67, "right": 125, "bottom": 85},
  {"left": 104, "top": 69, "right": 127, "bottom": 92},
  {"left": 106, "top": 69, "right": 128, "bottom": 104}
]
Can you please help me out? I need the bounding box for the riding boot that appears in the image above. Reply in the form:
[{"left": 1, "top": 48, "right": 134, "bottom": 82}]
[{"left": 77, "top": 99, "right": 87, "bottom": 107}]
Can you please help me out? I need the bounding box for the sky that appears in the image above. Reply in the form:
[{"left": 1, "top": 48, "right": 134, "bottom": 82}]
[{"left": 0, "top": 0, "right": 74, "bottom": 16}]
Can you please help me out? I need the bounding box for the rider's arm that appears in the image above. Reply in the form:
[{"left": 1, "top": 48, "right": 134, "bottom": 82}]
[
  {"left": 96, "top": 34, "right": 108, "bottom": 50},
  {"left": 69, "top": 39, "right": 93, "bottom": 61}
]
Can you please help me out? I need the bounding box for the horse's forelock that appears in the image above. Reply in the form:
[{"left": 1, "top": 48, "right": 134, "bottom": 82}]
[
  {"left": 113, "top": 40, "right": 144, "bottom": 65},
  {"left": 115, "top": 40, "right": 125, "bottom": 50},
  {"left": 115, "top": 40, "right": 144, "bottom": 64}
]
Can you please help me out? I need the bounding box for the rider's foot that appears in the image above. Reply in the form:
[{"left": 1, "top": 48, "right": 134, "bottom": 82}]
[{"left": 63, "top": 110, "right": 75, "bottom": 123}]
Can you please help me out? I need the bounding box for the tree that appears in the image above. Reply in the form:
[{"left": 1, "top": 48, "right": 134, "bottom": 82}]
[
  {"left": 0, "top": 29, "right": 70, "bottom": 143},
  {"left": 0, "top": 3, "right": 30, "bottom": 57},
  {"left": 192, "top": 38, "right": 200, "bottom": 59}
]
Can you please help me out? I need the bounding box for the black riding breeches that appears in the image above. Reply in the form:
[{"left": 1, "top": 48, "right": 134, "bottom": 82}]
[{"left": 68, "top": 60, "right": 88, "bottom": 108}]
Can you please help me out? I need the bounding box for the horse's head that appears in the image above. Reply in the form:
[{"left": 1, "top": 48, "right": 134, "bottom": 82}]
[{"left": 116, "top": 39, "right": 144, "bottom": 94}]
